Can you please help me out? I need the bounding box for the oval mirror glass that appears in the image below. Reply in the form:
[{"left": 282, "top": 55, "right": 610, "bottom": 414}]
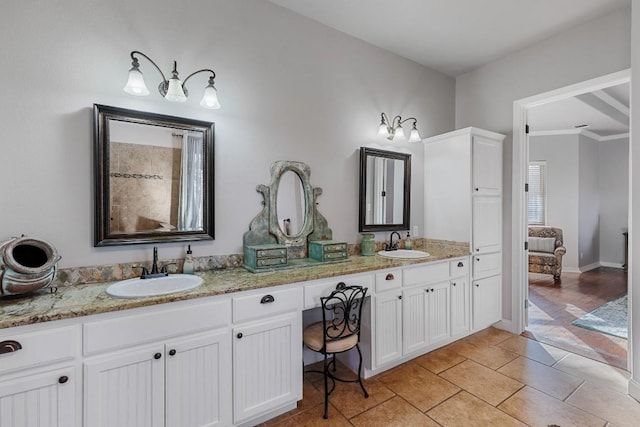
[{"left": 276, "top": 171, "right": 306, "bottom": 236}]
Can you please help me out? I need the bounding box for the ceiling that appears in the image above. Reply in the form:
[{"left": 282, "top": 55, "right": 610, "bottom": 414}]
[
  {"left": 270, "top": 0, "right": 631, "bottom": 139},
  {"left": 269, "top": 0, "right": 630, "bottom": 77}
]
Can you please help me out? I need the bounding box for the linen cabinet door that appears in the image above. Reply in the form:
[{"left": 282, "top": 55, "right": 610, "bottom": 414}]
[
  {"left": 472, "top": 275, "right": 502, "bottom": 330},
  {"left": 165, "top": 330, "right": 232, "bottom": 427},
  {"left": 233, "top": 312, "right": 302, "bottom": 425},
  {"left": 84, "top": 345, "right": 165, "bottom": 427},
  {"left": 0, "top": 367, "right": 75, "bottom": 427},
  {"left": 450, "top": 278, "right": 470, "bottom": 337}
]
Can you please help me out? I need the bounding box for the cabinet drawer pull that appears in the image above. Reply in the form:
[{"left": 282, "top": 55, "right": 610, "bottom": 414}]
[
  {"left": 237, "top": 333, "right": 243, "bottom": 339},
  {"left": 0, "top": 340, "right": 22, "bottom": 354},
  {"left": 260, "top": 294, "right": 275, "bottom": 304},
  {"left": 475, "top": 187, "right": 479, "bottom": 192},
  {"left": 58, "top": 376, "right": 69, "bottom": 384},
  {"left": 398, "top": 295, "right": 402, "bottom": 300},
  {"left": 169, "top": 349, "right": 176, "bottom": 356},
  {"left": 386, "top": 273, "right": 395, "bottom": 281},
  {"left": 452, "top": 282, "right": 457, "bottom": 287},
  {"left": 457, "top": 261, "right": 464, "bottom": 267},
  {"left": 475, "top": 284, "right": 480, "bottom": 287},
  {"left": 425, "top": 289, "right": 429, "bottom": 292},
  {"left": 476, "top": 257, "right": 480, "bottom": 262},
  {"left": 154, "top": 352, "right": 162, "bottom": 360}
]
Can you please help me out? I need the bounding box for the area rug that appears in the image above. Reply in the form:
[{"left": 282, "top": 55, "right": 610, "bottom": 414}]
[{"left": 572, "top": 294, "right": 628, "bottom": 339}]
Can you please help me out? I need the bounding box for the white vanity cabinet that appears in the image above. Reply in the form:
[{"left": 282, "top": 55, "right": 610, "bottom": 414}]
[
  {"left": 83, "top": 299, "right": 232, "bottom": 427},
  {"left": 424, "top": 127, "right": 505, "bottom": 331},
  {"left": 231, "top": 287, "right": 302, "bottom": 425},
  {"left": 0, "top": 325, "right": 80, "bottom": 427}
]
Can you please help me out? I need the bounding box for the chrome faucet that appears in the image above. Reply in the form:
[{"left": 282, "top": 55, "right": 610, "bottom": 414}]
[
  {"left": 134, "top": 246, "right": 175, "bottom": 279},
  {"left": 385, "top": 232, "right": 401, "bottom": 251}
]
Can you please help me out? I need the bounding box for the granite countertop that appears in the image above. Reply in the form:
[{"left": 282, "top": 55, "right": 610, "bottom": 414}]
[{"left": 0, "top": 245, "right": 469, "bottom": 330}]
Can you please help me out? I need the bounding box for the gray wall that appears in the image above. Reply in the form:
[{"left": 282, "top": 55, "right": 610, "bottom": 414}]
[
  {"left": 578, "top": 135, "right": 600, "bottom": 268},
  {"left": 455, "top": 6, "right": 631, "bottom": 320},
  {"left": 0, "top": 0, "right": 455, "bottom": 268}
]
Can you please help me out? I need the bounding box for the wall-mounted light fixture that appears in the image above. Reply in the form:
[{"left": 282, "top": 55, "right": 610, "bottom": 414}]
[
  {"left": 377, "top": 113, "right": 421, "bottom": 142},
  {"left": 123, "top": 51, "right": 221, "bottom": 109}
]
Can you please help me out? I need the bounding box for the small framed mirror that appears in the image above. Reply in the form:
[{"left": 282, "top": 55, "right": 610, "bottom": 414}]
[
  {"left": 359, "top": 147, "right": 411, "bottom": 232},
  {"left": 93, "top": 104, "right": 214, "bottom": 246}
]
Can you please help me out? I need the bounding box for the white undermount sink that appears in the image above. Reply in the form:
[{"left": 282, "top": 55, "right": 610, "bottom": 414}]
[
  {"left": 377, "top": 249, "right": 431, "bottom": 259},
  {"left": 106, "top": 274, "right": 203, "bottom": 298}
]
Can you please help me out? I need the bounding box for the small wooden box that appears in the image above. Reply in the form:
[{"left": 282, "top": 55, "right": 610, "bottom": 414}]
[
  {"left": 244, "top": 244, "right": 288, "bottom": 271},
  {"left": 308, "top": 240, "right": 348, "bottom": 262}
]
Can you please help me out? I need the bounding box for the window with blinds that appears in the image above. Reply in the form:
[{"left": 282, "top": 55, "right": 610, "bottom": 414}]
[{"left": 528, "top": 162, "right": 546, "bottom": 225}]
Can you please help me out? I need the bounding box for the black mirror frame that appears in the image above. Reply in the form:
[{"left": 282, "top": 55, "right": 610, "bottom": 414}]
[
  {"left": 93, "top": 104, "right": 215, "bottom": 246},
  {"left": 358, "top": 147, "right": 411, "bottom": 232}
]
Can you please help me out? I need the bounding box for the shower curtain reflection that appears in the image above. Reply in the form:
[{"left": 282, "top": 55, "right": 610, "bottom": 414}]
[{"left": 178, "top": 132, "right": 204, "bottom": 231}]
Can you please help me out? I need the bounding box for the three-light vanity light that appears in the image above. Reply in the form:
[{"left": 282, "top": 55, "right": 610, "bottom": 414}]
[
  {"left": 378, "top": 112, "right": 421, "bottom": 142},
  {"left": 123, "top": 50, "right": 221, "bottom": 109}
]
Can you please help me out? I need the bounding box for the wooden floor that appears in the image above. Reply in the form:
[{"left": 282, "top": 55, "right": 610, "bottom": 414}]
[{"left": 523, "top": 267, "right": 628, "bottom": 369}]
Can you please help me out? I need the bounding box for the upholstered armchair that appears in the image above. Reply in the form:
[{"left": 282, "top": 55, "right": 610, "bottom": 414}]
[{"left": 528, "top": 226, "right": 566, "bottom": 281}]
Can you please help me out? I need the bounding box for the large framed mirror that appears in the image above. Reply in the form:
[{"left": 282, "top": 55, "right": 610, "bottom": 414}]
[
  {"left": 93, "top": 104, "right": 214, "bottom": 246},
  {"left": 359, "top": 147, "right": 411, "bottom": 232}
]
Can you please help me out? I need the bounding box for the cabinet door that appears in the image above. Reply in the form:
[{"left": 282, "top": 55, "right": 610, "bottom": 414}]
[
  {"left": 402, "top": 287, "right": 428, "bottom": 355},
  {"left": 427, "top": 281, "right": 450, "bottom": 345},
  {"left": 233, "top": 312, "right": 302, "bottom": 425},
  {"left": 165, "top": 330, "right": 232, "bottom": 427},
  {"left": 450, "top": 278, "right": 470, "bottom": 337},
  {"left": 85, "top": 345, "right": 165, "bottom": 427},
  {"left": 472, "top": 196, "right": 501, "bottom": 254},
  {"left": 0, "top": 367, "right": 75, "bottom": 427},
  {"left": 374, "top": 292, "right": 402, "bottom": 368},
  {"left": 472, "top": 135, "right": 502, "bottom": 195},
  {"left": 473, "top": 275, "right": 502, "bottom": 330}
]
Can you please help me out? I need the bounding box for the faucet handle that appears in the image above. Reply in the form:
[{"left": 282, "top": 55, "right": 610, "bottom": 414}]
[
  {"left": 160, "top": 263, "right": 176, "bottom": 275},
  {"left": 133, "top": 265, "right": 149, "bottom": 277}
]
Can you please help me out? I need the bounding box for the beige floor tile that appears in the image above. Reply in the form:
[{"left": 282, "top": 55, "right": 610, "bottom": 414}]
[
  {"left": 414, "top": 346, "right": 467, "bottom": 374},
  {"left": 267, "top": 402, "right": 352, "bottom": 426},
  {"left": 378, "top": 362, "right": 460, "bottom": 411},
  {"left": 326, "top": 378, "right": 395, "bottom": 419},
  {"left": 427, "top": 391, "right": 528, "bottom": 427},
  {"left": 439, "top": 360, "right": 524, "bottom": 406},
  {"left": 567, "top": 381, "right": 640, "bottom": 427},
  {"left": 553, "top": 352, "right": 630, "bottom": 394},
  {"left": 498, "top": 386, "right": 606, "bottom": 427},
  {"left": 461, "top": 326, "right": 516, "bottom": 346},
  {"left": 350, "top": 396, "right": 440, "bottom": 427},
  {"left": 497, "top": 335, "right": 569, "bottom": 366},
  {"left": 498, "top": 356, "right": 584, "bottom": 400},
  {"left": 446, "top": 339, "right": 520, "bottom": 370}
]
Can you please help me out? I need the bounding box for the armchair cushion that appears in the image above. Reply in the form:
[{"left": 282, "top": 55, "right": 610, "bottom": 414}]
[{"left": 529, "top": 237, "right": 556, "bottom": 253}]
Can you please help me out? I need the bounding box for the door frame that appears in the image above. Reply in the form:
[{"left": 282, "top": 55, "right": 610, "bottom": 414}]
[{"left": 511, "top": 68, "right": 631, "bottom": 336}]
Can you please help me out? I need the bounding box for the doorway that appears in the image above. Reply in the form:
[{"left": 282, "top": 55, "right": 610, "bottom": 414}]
[{"left": 512, "top": 69, "right": 631, "bottom": 369}]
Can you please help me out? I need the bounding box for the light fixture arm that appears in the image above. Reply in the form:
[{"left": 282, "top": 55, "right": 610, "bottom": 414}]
[
  {"left": 182, "top": 68, "right": 216, "bottom": 88},
  {"left": 130, "top": 51, "right": 169, "bottom": 84}
]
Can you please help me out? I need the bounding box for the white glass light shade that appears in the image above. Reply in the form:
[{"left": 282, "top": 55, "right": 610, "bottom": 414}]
[
  {"left": 200, "top": 84, "right": 221, "bottom": 109},
  {"left": 123, "top": 68, "right": 150, "bottom": 96},
  {"left": 378, "top": 123, "right": 389, "bottom": 137},
  {"left": 408, "top": 127, "right": 421, "bottom": 142},
  {"left": 165, "top": 77, "right": 187, "bottom": 102},
  {"left": 393, "top": 125, "right": 405, "bottom": 140}
]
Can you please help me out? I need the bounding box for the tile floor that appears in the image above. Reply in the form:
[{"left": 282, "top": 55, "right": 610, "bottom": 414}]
[
  {"left": 261, "top": 327, "right": 640, "bottom": 427},
  {"left": 524, "top": 268, "right": 628, "bottom": 369}
]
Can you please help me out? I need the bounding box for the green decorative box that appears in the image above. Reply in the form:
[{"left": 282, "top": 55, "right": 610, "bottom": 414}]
[
  {"left": 244, "top": 244, "right": 288, "bottom": 271},
  {"left": 308, "top": 240, "right": 348, "bottom": 262}
]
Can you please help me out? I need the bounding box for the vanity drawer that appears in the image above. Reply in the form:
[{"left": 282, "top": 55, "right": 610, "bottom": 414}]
[
  {"left": 450, "top": 258, "right": 469, "bottom": 277},
  {"left": 375, "top": 269, "right": 402, "bottom": 293},
  {"left": 84, "top": 299, "right": 230, "bottom": 355},
  {"left": 233, "top": 287, "right": 301, "bottom": 324},
  {"left": 308, "top": 240, "right": 348, "bottom": 262},
  {"left": 257, "top": 248, "right": 287, "bottom": 258},
  {"left": 0, "top": 325, "right": 79, "bottom": 375},
  {"left": 304, "top": 274, "right": 373, "bottom": 309},
  {"left": 404, "top": 262, "right": 450, "bottom": 287}
]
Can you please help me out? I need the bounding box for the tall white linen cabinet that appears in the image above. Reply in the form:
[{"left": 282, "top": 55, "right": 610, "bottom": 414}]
[{"left": 423, "top": 127, "right": 505, "bottom": 330}]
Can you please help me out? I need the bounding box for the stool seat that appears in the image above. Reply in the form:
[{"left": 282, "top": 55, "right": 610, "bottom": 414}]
[{"left": 303, "top": 321, "right": 358, "bottom": 353}]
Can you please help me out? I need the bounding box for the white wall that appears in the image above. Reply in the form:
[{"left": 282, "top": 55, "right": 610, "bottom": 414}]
[
  {"left": 599, "top": 139, "right": 629, "bottom": 266},
  {"left": 578, "top": 134, "right": 600, "bottom": 268},
  {"left": 529, "top": 134, "right": 580, "bottom": 269},
  {"left": 0, "top": 0, "right": 454, "bottom": 268},
  {"left": 455, "top": 6, "right": 631, "bottom": 320}
]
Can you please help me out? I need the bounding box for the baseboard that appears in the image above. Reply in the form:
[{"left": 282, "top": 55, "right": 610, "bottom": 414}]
[
  {"left": 579, "top": 262, "right": 601, "bottom": 273},
  {"left": 629, "top": 378, "right": 640, "bottom": 402},
  {"left": 600, "top": 261, "right": 625, "bottom": 269},
  {"left": 496, "top": 319, "right": 515, "bottom": 334},
  {"left": 563, "top": 267, "right": 581, "bottom": 273}
]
